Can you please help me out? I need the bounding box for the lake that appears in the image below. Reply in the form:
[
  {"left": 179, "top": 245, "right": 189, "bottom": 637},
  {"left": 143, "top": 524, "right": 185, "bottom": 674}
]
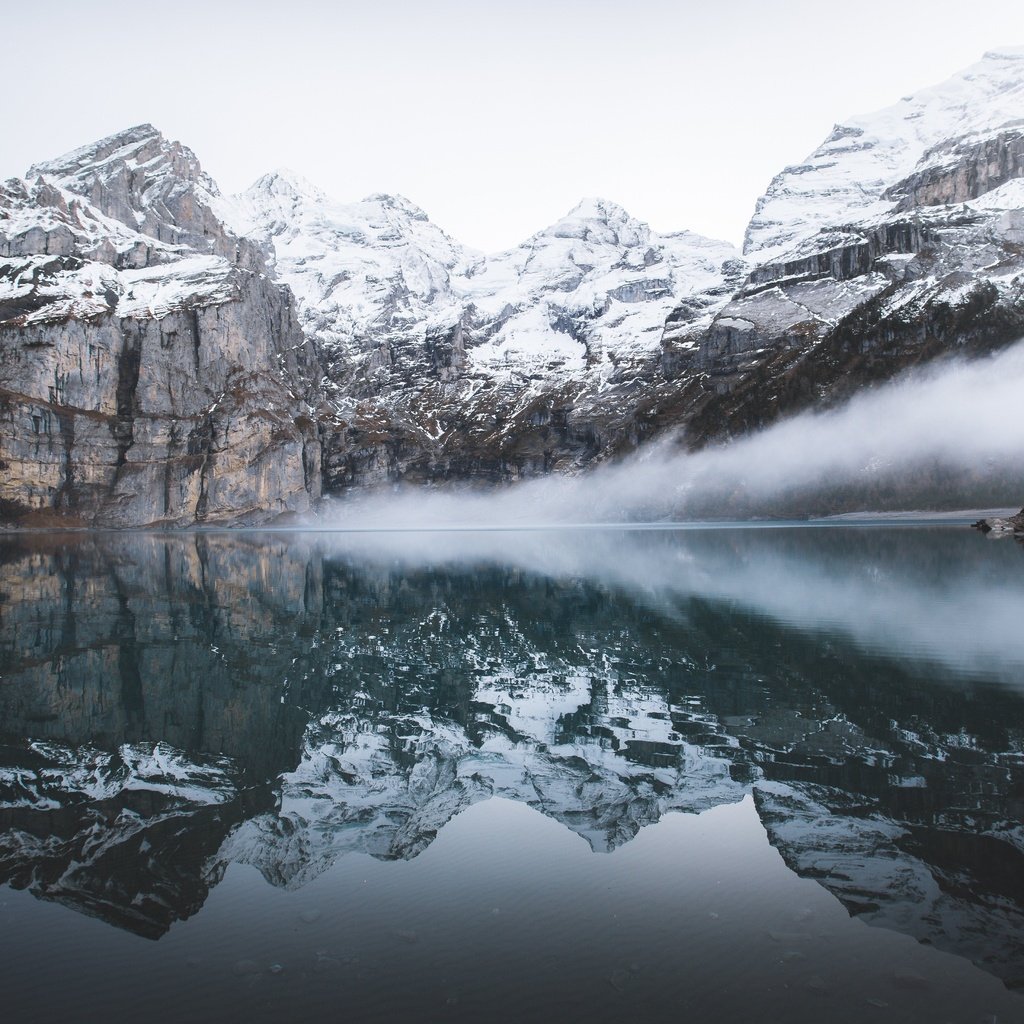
[{"left": 1, "top": 524, "right": 1023, "bottom": 1023}]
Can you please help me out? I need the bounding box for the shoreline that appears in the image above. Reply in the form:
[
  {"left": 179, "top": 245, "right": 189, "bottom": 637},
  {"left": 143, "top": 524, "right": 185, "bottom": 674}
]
[{"left": 1, "top": 510, "right": 1015, "bottom": 536}]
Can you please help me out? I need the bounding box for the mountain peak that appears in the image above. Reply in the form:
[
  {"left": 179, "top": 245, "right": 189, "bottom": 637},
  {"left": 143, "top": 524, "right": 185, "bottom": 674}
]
[
  {"left": 536, "top": 196, "right": 649, "bottom": 247},
  {"left": 744, "top": 46, "right": 1024, "bottom": 259},
  {"left": 249, "top": 168, "right": 327, "bottom": 203},
  {"left": 23, "top": 122, "right": 237, "bottom": 260},
  {"left": 360, "top": 192, "right": 430, "bottom": 221},
  {"left": 565, "top": 196, "right": 633, "bottom": 224},
  {"left": 983, "top": 45, "right": 1024, "bottom": 62},
  {"left": 29, "top": 123, "right": 170, "bottom": 180}
]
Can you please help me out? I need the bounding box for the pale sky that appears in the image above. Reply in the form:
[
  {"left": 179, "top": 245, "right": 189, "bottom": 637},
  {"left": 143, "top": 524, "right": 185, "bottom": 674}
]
[{"left": 4, "top": 0, "right": 1024, "bottom": 252}]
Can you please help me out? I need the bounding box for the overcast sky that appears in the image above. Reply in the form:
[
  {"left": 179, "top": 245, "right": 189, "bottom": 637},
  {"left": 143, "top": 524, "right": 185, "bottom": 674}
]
[{"left": 4, "top": 0, "right": 1024, "bottom": 252}]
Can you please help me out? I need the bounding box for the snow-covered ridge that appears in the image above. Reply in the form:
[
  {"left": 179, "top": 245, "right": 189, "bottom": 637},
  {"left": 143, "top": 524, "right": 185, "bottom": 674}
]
[
  {"left": 1, "top": 126, "right": 255, "bottom": 326},
  {"left": 745, "top": 47, "right": 1024, "bottom": 262},
  {"left": 217, "top": 173, "right": 469, "bottom": 358},
  {"left": 27, "top": 122, "right": 224, "bottom": 249},
  {"left": 460, "top": 197, "right": 736, "bottom": 372},
  {"left": 218, "top": 175, "right": 739, "bottom": 377},
  {"left": 0, "top": 161, "right": 238, "bottom": 324}
]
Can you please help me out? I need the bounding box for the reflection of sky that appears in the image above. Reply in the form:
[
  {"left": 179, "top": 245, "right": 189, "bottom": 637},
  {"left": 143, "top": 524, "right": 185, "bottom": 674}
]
[
  {"left": 4, "top": 795, "right": 1022, "bottom": 1022},
  {"left": 304, "top": 525, "right": 1024, "bottom": 685}
]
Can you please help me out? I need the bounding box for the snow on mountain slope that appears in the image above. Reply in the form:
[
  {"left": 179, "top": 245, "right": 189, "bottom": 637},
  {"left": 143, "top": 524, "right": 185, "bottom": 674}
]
[
  {"left": 27, "top": 122, "right": 235, "bottom": 259},
  {"left": 745, "top": 47, "right": 1024, "bottom": 262},
  {"left": 1, "top": 123, "right": 289, "bottom": 331},
  {"left": 215, "top": 174, "right": 743, "bottom": 490},
  {"left": 461, "top": 197, "right": 737, "bottom": 374},
  {"left": 221, "top": 172, "right": 467, "bottom": 357},
  {"left": 220, "top": 179, "right": 740, "bottom": 382},
  {"left": 664, "top": 47, "right": 1024, "bottom": 458},
  {"left": 2, "top": 126, "right": 245, "bottom": 325},
  {"left": 5, "top": 44, "right": 1024, "bottom": 519}
]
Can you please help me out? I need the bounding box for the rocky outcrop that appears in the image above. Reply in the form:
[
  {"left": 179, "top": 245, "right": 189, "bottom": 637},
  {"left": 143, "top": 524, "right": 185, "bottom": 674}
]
[
  {"left": 26, "top": 122, "right": 262, "bottom": 269},
  {"left": 660, "top": 48, "right": 1024, "bottom": 458},
  {"left": 886, "top": 128, "right": 1024, "bottom": 211},
  {"left": 972, "top": 507, "right": 1024, "bottom": 535},
  {"left": 0, "top": 126, "right": 323, "bottom": 527}
]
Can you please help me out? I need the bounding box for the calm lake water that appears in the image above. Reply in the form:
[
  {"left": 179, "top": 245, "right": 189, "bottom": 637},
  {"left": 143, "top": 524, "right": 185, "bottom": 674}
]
[{"left": 1, "top": 524, "right": 1024, "bottom": 1023}]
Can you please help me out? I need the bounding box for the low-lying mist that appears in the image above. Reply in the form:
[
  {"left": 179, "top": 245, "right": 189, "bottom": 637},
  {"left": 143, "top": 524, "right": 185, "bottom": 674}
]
[
  {"left": 301, "top": 524, "right": 1024, "bottom": 684},
  {"left": 319, "top": 340, "right": 1024, "bottom": 527}
]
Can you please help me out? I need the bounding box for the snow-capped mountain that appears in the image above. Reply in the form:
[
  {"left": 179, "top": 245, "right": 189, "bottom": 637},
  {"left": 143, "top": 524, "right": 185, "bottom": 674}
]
[
  {"left": 222, "top": 179, "right": 737, "bottom": 378},
  {"left": 210, "top": 164, "right": 742, "bottom": 494},
  {"left": 745, "top": 47, "right": 1024, "bottom": 262},
  {"left": 2, "top": 47, "right": 1024, "bottom": 526},
  {"left": 666, "top": 47, "right": 1024, "bottom": 451},
  {"left": 220, "top": 173, "right": 468, "bottom": 365},
  {"left": 26, "top": 122, "right": 234, "bottom": 261},
  {"left": 462, "top": 198, "right": 735, "bottom": 374}
]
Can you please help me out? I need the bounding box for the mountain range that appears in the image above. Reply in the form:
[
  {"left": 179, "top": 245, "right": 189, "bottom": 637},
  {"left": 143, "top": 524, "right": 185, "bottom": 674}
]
[{"left": 2, "top": 48, "right": 1024, "bottom": 525}]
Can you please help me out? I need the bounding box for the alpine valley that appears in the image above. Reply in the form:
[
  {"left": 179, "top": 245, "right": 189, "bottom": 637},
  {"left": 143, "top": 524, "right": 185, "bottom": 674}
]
[{"left": 3, "top": 48, "right": 1024, "bottom": 526}]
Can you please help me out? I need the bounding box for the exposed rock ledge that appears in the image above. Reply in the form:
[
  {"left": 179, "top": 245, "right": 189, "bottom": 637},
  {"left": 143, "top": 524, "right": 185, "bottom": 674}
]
[{"left": 972, "top": 507, "right": 1024, "bottom": 536}]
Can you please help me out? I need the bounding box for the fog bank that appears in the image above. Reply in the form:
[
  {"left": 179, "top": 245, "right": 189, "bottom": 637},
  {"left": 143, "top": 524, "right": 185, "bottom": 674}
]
[{"left": 320, "top": 342, "right": 1024, "bottom": 527}]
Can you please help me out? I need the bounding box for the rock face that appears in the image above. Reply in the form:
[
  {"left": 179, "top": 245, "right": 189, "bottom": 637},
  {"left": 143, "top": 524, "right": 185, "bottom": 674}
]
[
  {"left": 0, "top": 125, "right": 322, "bottom": 526},
  {"left": 3, "top": 47, "right": 1024, "bottom": 524},
  {"left": 972, "top": 506, "right": 1024, "bottom": 535}
]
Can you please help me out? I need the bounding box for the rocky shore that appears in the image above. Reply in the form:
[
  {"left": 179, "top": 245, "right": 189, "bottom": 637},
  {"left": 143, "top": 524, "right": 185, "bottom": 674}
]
[{"left": 972, "top": 507, "right": 1024, "bottom": 536}]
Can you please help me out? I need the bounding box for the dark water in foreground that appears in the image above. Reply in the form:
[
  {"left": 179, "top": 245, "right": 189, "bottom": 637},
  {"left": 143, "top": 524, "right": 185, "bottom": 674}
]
[{"left": 1, "top": 524, "right": 1024, "bottom": 1023}]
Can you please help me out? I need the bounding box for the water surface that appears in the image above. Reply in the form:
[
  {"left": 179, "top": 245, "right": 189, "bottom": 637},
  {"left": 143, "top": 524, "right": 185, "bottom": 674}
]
[{"left": 1, "top": 525, "right": 1023, "bottom": 1022}]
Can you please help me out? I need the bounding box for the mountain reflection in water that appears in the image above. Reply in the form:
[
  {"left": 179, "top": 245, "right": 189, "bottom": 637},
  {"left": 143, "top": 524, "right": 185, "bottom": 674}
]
[{"left": 1, "top": 525, "right": 1024, "bottom": 1018}]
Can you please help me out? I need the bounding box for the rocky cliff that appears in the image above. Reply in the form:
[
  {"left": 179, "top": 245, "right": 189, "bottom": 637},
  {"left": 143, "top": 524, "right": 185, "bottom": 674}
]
[
  {"left": 668, "top": 48, "right": 1024, "bottom": 450},
  {"left": 0, "top": 126, "right": 323, "bottom": 526}
]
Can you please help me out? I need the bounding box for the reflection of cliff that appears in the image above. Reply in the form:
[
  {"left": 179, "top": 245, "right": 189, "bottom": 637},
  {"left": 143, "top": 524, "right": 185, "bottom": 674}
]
[
  {"left": 1, "top": 530, "right": 1024, "bottom": 985},
  {"left": 0, "top": 740, "right": 272, "bottom": 939},
  {"left": 0, "top": 533, "right": 319, "bottom": 776},
  {"left": 0, "top": 532, "right": 323, "bottom": 936}
]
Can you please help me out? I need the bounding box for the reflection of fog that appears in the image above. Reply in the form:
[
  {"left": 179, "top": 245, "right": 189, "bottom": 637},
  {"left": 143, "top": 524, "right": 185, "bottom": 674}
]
[{"left": 309, "top": 524, "right": 1024, "bottom": 684}]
